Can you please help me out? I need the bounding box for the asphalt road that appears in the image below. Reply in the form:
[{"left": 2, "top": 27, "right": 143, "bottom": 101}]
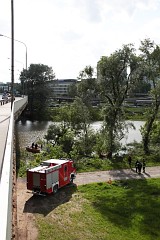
[{"left": 74, "top": 166, "right": 160, "bottom": 185}]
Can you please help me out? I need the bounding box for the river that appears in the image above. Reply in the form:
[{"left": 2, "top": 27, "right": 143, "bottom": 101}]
[
  {"left": 15, "top": 120, "right": 145, "bottom": 149},
  {"left": 0, "top": 93, "right": 144, "bottom": 148}
]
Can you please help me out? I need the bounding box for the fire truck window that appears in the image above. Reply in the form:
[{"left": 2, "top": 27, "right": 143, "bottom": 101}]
[{"left": 64, "top": 166, "right": 67, "bottom": 172}]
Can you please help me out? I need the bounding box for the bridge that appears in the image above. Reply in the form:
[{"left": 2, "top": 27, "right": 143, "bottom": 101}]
[{"left": 0, "top": 96, "right": 28, "bottom": 240}]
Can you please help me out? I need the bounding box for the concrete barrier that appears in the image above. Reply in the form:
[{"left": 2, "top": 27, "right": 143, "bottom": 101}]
[
  {"left": 0, "top": 104, "right": 14, "bottom": 240},
  {"left": 0, "top": 96, "right": 28, "bottom": 240},
  {"left": 14, "top": 96, "right": 28, "bottom": 120}
]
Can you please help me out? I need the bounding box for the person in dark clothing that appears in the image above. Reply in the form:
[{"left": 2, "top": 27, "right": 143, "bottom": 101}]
[
  {"left": 135, "top": 160, "right": 139, "bottom": 173},
  {"left": 138, "top": 161, "right": 142, "bottom": 174},
  {"left": 35, "top": 143, "right": 38, "bottom": 149},
  {"left": 128, "top": 155, "right": 132, "bottom": 168},
  {"left": 31, "top": 142, "right": 34, "bottom": 148},
  {"left": 142, "top": 159, "right": 146, "bottom": 173}
]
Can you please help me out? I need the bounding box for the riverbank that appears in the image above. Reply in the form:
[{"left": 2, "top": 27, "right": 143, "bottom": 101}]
[{"left": 16, "top": 166, "right": 160, "bottom": 240}]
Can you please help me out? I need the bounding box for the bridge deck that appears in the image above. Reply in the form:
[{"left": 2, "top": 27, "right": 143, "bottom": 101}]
[
  {"left": 0, "top": 101, "right": 11, "bottom": 174},
  {"left": 0, "top": 97, "right": 26, "bottom": 176}
]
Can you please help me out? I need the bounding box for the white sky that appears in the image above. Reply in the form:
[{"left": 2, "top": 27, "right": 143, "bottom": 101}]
[{"left": 0, "top": 0, "right": 160, "bottom": 83}]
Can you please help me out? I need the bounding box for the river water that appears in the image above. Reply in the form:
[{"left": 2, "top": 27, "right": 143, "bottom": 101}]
[
  {"left": 0, "top": 93, "right": 145, "bottom": 148},
  {"left": 15, "top": 120, "right": 145, "bottom": 149}
]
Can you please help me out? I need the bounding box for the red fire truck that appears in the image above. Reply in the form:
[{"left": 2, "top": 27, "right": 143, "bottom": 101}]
[{"left": 27, "top": 158, "right": 76, "bottom": 195}]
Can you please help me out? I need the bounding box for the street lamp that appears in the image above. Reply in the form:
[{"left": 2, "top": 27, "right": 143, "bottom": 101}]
[
  {"left": 11, "top": 0, "right": 14, "bottom": 109},
  {"left": 8, "top": 58, "right": 25, "bottom": 96},
  {"left": 0, "top": 33, "right": 28, "bottom": 108},
  {"left": 0, "top": 34, "right": 27, "bottom": 71}
]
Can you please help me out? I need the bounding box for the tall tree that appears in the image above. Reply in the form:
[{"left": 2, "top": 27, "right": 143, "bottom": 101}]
[
  {"left": 20, "top": 64, "right": 55, "bottom": 119},
  {"left": 139, "top": 39, "right": 160, "bottom": 154},
  {"left": 97, "top": 44, "right": 139, "bottom": 154},
  {"left": 77, "top": 66, "right": 98, "bottom": 107}
]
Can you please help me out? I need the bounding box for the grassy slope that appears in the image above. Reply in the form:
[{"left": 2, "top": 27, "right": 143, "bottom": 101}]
[{"left": 36, "top": 178, "right": 160, "bottom": 240}]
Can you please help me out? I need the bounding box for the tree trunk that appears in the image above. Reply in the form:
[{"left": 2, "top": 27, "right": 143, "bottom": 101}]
[{"left": 143, "top": 104, "right": 160, "bottom": 154}]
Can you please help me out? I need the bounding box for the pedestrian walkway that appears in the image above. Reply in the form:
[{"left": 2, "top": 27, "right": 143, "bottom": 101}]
[
  {"left": 0, "top": 101, "right": 11, "bottom": 123},
  {"left": 0, "top": 102, "right": 11, "bottom": 173},
  {"left": 74, "top": 166, "right": 160, "bottom": 185}
]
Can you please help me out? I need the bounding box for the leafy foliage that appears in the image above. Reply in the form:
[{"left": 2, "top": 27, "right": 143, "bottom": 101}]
[
  {"left": 150, "top": 121, "right": 160, "bottom": 144},
  {"left": 139, "top": 39, "right": 160, "bottom": 154},
  {"left": 20, "top": 63, "right": 55, "bottom": 119},
  {"left": 97, "top": 44, "right": 140, "bottom": 153}
]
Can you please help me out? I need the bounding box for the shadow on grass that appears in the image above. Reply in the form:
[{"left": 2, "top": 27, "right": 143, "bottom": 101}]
[
  {"left": 23, "top": 183, "right": 77, "bottom": 216},
  {"left": 87, "top": 178, "right": 160, "bottom": 239}
]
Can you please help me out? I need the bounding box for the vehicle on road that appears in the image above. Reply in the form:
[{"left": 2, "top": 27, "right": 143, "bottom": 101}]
[{"left": 27, "top": 158, "right": 76, "bottom": 195}]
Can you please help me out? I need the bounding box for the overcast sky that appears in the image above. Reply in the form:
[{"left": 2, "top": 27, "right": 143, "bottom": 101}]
[{"left": 0, "top": 0, "right": 160, "bottom": 83}]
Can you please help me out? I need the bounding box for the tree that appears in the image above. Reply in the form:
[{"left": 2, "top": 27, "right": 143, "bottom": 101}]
[
  {"left": 129, "top": 79, "right": 151, "bottom": 94},
  {"left": 59, "top": 130, "right": 74, "bottom": 155},
  {"left": 150, "top": 121, "right": 160, "bottom": 145},
  {"left": 77, "top": 66, "right": 98, "bottom": 107},
  {"left": 139, "top": 39, "right": 160, "bottom": 154},
  {"left": 45, "top": 97, "right": 93, "bottom": 156},
  {"left": 44, "top": 123, "right": 74, "bottom": 156},
  {"left": 20, "top": 63, "right": 55, "bottom": 119},
  {"left": 54, "top": 105, "right": 71, "bottom": 129},
  {"left": 44, "top": 124, "right": 63, "bottom": 145},
  {"left": 68, "top": 83, "right": 78, "bottom": 98},
  {"left": 97, "top": 44, "right": 139, "bottom": 154},
  {"left": 70, "top": 97, "right": 90, "bottom": 132}
]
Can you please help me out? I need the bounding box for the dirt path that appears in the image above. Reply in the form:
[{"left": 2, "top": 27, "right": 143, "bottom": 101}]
[
  {"left": 16, "top": 166, "right": 160, "bottom": 239},
  {"left": 17, "top": 178, "right": 38, "bottom": 240}
]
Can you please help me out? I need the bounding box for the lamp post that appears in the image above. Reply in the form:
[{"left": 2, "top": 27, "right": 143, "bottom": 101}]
[
  {"left": 11, "top": 0, "right": 14, "bottom": 109},
  {"left": 0, "top": 33, "right": 28, "bottom": 108},
  {"left": 14, "top": 60, "right": 25, "bottom": 97},
  {"left": 0, "top": 34, "right": 27, "bottom": 72},
  {"left": 8, "top": 58, "right": 25, "bottom": 96}
]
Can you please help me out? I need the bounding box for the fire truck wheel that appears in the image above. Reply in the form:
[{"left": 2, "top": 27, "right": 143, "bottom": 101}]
[{"left": 53, "top": 185, "right": 58, "bottom": 194}]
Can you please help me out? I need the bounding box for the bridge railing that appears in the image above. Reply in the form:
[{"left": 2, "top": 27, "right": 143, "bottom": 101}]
[
  {"left": 0, "top": 103, "right": 14, "bottom": 240},
  {"left": 14, "top": 96, "right": 28, "bottom": 120},
  {"left": 0, "top": 96, "right": 28, "bottom": 240}
]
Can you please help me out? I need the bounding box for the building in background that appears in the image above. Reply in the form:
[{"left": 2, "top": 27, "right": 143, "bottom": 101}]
[
  {"left": 0, "top": 82, "right": 11, "bottom": 93},
  {"left": 49, "top": 79, "right": 77, "bottom": 97}
]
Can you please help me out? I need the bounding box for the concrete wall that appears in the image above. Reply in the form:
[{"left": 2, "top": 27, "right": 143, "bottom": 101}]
[
  {"left": 0, "top": 96, "right": 28, "bottom": 240},
  {"left": 0, "top": 107, "right": 14, "bottom": 240},
  {"left": 14, "top": 96, "right": 28, "bottom": 120}
]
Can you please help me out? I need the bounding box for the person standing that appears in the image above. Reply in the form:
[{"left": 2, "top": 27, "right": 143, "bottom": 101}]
[
  {"left": 135, "top": 160, "right": 139, "bottom": 173},
  {"left": 142, "top": 159, "right": 146, "bottom": 173},
  {"left": 138, "top": 161, "right": 142, "bottom": 174}
]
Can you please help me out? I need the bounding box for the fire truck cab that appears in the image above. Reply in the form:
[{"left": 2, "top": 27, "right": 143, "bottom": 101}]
[{"left": 27, "top": 158, "right": 76, "bottom": 195}]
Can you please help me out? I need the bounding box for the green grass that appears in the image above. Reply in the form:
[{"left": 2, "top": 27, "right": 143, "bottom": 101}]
[
  {"left": 35, "top": 178, "right": 160, "bottom": 240},
  {"left": 124, "top": 106, "right": 147, "bottom": 120}
]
